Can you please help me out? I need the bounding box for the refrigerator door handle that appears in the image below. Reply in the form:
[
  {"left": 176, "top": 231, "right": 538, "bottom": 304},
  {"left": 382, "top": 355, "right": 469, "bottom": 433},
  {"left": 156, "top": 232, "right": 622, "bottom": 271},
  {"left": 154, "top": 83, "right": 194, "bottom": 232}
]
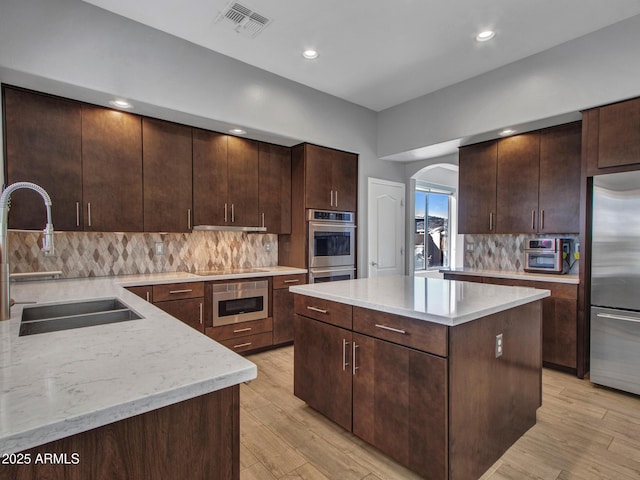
[{"left": 596, "top": 312, "right": 640, "bottom": 324}]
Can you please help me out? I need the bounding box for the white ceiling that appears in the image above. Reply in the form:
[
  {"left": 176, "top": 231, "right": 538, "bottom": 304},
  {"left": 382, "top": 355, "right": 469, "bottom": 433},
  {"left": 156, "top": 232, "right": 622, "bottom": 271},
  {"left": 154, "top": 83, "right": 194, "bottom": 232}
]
[{"left": 82, "top": 0, "right": 640, "bottom": 112}]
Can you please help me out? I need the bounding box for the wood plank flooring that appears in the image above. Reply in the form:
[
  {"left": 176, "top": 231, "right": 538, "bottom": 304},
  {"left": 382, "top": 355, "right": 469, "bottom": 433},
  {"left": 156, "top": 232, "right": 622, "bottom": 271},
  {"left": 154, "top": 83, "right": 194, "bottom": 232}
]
[{"left": 240, "top": 346, "right": 640, "bottom": 480}]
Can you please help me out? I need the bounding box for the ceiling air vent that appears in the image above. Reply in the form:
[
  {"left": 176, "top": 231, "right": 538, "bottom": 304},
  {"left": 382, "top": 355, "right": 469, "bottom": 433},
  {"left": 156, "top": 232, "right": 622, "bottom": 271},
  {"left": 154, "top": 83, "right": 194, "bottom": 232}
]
[{"left": 216, "top": 1, "right": 272, "bottom": 38}]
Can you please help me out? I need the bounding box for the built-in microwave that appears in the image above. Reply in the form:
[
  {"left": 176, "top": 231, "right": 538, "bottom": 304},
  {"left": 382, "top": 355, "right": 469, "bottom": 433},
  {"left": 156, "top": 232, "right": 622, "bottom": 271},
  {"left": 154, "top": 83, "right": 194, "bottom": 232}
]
[
  {"left": 524, "top": 238, "right": 572, "bottom": 274},
  {"left": 211, "top": 280, "right": 268, "bottom": 326}
]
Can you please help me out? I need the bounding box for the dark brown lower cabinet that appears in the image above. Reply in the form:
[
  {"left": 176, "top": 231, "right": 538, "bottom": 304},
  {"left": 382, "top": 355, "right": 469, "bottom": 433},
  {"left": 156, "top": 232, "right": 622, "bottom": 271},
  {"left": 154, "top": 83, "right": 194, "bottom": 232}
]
[
  {"left": 154, "top": 297, "right": 204, "bottom": 333},
  {"left": 294, "top": 294, "right": 541, "bottom": 480},
  {"left": 7, "top": 386, "right": 239, "bottom": 480},
  {"left": 272, "top": 273, "right": 307, "bottom": 345}
]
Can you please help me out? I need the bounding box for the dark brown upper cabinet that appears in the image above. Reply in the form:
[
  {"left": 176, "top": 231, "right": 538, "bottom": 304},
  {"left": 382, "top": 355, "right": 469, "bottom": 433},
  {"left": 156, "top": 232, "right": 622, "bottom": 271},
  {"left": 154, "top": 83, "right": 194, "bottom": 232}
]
[
  {"left": 142, "top": 118, "right": 193, "bottom": 232},
  {"left": 81, "top": 104, "right": 143, "bottom": 232},
  {"left": 258, "top": 143, "right": 291, "bottom": 234},
  {"left": 496, "top": 132, "right": 541, "bottom": 234},
  {"left": 458, "top": 141, "right": 498, "bottom": 234},
  {"left": 458, "top": 122, "right": 581, "bottom": 235},
  {"left": 304, "top": 144, "right": 357, "bottom": 212},
  {"left": 193, "top": 130, "right": 259, "bottom": 228},
  {"left": 3, "top": 86, "right": 83, "bottom": 231},
  {"left": 583, "top": 96, "right": 640, "bottom": 175}
]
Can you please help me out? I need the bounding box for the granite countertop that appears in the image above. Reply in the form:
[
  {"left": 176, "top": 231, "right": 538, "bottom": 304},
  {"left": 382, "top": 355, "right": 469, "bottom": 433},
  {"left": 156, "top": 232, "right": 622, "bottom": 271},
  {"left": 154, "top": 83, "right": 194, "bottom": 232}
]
[
  {"left": 0, "top": 268, "right": 311, "bottom": 456},
  {"left": 440, "top": 267, "right": 579, "bottom": 285},
  {"left": 290, "top": 275, "right": 550, "bottom": 327}
]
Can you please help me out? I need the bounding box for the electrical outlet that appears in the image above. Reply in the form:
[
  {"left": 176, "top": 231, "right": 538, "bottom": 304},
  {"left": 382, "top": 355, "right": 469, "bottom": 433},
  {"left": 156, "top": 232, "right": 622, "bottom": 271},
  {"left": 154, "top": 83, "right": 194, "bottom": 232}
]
[
  {"left": 154, "top": 242, "right": 165, "bottom": 256},
  {"left": 495, "top": 333, "right": 503, "bottom": 358}
]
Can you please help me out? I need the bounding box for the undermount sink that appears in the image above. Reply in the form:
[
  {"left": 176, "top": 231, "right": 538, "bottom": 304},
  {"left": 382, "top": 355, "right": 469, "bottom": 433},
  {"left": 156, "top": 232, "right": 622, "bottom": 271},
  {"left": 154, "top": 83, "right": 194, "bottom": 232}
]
[{"left": 19, "top": 298, "right": 143, "bottom": 336}]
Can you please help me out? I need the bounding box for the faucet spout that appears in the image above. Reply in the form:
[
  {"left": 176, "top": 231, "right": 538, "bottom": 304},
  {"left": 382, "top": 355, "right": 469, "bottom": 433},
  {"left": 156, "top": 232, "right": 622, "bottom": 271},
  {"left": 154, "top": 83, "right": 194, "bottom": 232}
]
[{"left": 0, "top": 182, "right": 55, "bottom": 320}]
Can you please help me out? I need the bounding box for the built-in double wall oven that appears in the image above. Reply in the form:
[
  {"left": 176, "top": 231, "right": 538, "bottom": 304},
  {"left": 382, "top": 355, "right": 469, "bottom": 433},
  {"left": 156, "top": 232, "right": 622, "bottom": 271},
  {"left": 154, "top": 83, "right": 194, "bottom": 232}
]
[{"left": 307, "top": 209, "right": 356, "bottom": 283}]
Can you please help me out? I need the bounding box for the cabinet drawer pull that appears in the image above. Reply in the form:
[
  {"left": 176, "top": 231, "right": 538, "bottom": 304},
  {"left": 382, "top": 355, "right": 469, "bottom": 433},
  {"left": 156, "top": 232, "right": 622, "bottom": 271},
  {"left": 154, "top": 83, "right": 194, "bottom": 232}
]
[
  {"left": 352, "top": 341, "right": 359, "bottom": 375},
  {"left": 169, "top": 289, "right": 193, "bottom": 294},
  {"left": 284, "top": 279, "right": 300, "bottom": 284},
  {"left": 375, "top": 324, "right": 406, "bottom": 334},
  {"left": 233, "top": 327, "right": 252, "bottom": 333},
  {"left": 307, "top": 306, "right": 328, "bottom": 314},
  {"left": 233, "top": 342, "right": 252, "bottom": 349},
  {"left": 597, "top": 313, "right": 640, "bottom": 324},
  {"left": 342, "top": 338, "right": 350, "bottom": 371}
]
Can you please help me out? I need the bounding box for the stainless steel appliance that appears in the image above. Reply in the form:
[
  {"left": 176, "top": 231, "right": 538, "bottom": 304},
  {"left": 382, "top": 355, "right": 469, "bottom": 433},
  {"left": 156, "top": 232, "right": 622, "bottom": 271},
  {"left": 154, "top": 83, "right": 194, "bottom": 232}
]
[
  {"left": 307, "top": 209, "right": 356, "bottom": 283},
  {"left": 590, "top": 171, "right": 640, "bottom": 395},
  {"left": 524, "top": 238, "right": 572, "bottom": 274},
  {"left": 211, "top": 280, "right": 268, "bottom": 326}
]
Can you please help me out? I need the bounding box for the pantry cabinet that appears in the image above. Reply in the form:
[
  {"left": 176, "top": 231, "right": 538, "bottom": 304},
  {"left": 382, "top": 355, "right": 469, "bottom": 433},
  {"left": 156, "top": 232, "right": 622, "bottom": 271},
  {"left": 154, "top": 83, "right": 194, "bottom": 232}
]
[
  {"left": 142, "top": 118, "right": 193, "bottom": 232},
  {"left": 458, "top": 122, "right": 581, "bottom": 234}
]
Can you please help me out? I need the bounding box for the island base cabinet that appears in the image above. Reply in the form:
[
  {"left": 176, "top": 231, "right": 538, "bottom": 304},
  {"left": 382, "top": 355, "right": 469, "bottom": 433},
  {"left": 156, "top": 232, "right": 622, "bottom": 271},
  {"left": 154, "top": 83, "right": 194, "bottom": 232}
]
[
  {"left": 352, "top": 333, "right": 448, "bottom": 480},
  {"left": 4, "top": 386, "right": 240, "bottom": 480},
  {"left": 293, "top": 314, "right": 352, "bottom": 431}
]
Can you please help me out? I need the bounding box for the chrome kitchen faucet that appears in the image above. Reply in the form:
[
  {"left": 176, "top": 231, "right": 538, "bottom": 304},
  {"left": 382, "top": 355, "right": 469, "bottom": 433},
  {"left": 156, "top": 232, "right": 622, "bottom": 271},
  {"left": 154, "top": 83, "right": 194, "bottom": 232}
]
[{"left": 0, "top": 182, "right": 55, "bottom": 320}]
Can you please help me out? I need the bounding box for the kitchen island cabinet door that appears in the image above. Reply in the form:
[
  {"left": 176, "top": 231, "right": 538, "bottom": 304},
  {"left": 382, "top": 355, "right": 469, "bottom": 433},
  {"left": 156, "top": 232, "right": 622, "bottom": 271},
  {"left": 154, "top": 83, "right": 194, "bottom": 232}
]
[
  {"left": 142, "top": 118, "right": 193, "bottom": 232},
  {"left": 3, "top": 87, "right": 83, "bottom": 231},
  {"left": 352, "top": 333, "right": 447, "bottom": 480},
  {"left": 258, "top": 143, "right": 292, "bottom": 233},
  {"left": 458, "top": 141, "right": 498, "bottom": 233},
  {"left": 538, "top": 122, "right": 581, "bottom": 233},
  {"left": 293, "top": 315, "right": 352, "bottom": 431},
  {"left": 81, "top": 105, "right": 143, "bottom": 232},
  {"left": 193, "top": 129, "right": 228, "bottom": 226},
  {"left": 227, "top": 136, "right": 259, "bottom": 227},
  {"left": 496, "top": 132, "right": 540, "bottom": 234}
]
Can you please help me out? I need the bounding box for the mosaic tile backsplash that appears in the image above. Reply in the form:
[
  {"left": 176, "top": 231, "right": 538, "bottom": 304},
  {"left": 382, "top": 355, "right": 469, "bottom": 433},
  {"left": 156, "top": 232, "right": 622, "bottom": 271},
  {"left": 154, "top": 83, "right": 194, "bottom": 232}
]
[
  {"left": 8, "top": 230, "right": 278, "bottom": 278},
  {"left": 464, "top": 234, "right": 579, "bottom": 274}
]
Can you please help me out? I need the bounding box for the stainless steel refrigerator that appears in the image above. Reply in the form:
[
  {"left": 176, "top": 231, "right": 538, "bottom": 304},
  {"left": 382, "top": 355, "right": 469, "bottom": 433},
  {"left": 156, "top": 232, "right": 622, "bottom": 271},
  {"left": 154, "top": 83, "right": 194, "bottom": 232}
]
[{"left": 591, "top": 171, "right": 640, "bottom": 395}]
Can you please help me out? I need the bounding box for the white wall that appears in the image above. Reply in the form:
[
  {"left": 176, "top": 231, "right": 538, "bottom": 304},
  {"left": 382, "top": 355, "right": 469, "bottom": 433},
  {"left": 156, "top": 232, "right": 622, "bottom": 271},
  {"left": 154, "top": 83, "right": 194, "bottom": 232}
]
[
  {"left": 378, "top": 13, "right": 640, "bottom": 158},
  {"left": 0, "top": 0, "right": 405, "bottom": 276}
]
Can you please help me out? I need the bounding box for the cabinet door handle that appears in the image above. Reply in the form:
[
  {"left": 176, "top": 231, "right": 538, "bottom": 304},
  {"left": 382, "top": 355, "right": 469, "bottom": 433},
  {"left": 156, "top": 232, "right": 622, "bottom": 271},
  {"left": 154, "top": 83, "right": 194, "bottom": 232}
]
[
  {"left": 233, "top": 327, "right": 253, "bottom": 333},
  {"left": 169, "top": 289, "right": 193, "bottom": 294},
  {"left": 531, "top": 210, "right": 536, "bottom": 230},
  {"left": 307, "top": 306, "right": 328, "bottom": 314},
  {"left": 87, "top": 203, "right": 92, "bottom": 227},
  {"left": 335, "top": 190, "right": 338, "bottom": 207},
  {"left": 342, "top": 339, "right": 350, "bottom": 371},
  {"left": 199, "top": 302, "right": 203, "bottom": 325},
  {"left": 284, "top": 279, "right": 300, "bottom": 284},
  {"left": 540, "top": 210, "right": 545, "bottom": 230},
  {"left": 375, "top": 324, "right": 406, "bottom": 334},
  {"left": 330, "top": 190, "right": 334, "bottom": 207},
  {"left": 352, "top": 341, "right": 359, "bottom": 375},
  {"left": 224, "top": 203, "right": 228, "bottom": 223},
  {"left": 233, "top": 342, "right": 252, "bottom": 349},
  {"left": 188, "top": 208, "right": 192, "bottom": 230},
  {"left": 146, "top": 291, "right": 150, "bottom": 302},
  {"left": 76, "top": 202, "right": 80, "bottom": 227},
  {"left": 231, "top": 204, "right": 235, "bottom": 223},
  {"left": 261, "top": 212, "right": 265, "bottom": 228},
  {"left": 489, "top": 212, "right": 494, "bottom": 231}
]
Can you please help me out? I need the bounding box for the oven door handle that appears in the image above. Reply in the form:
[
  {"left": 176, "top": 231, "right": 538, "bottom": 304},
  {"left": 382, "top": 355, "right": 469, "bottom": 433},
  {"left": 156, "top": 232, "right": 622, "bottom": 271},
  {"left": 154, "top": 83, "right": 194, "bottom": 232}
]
[
  {"left": 310, "top": 267, "right": 356, "bottom": 274},
  {"left": 309, "top": 222, "right": 356, "bottom": 229}
]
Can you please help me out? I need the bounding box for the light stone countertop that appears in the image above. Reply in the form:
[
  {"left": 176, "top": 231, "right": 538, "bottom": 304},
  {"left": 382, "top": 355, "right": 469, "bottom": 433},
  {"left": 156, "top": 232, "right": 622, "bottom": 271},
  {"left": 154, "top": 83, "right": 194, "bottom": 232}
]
[
  {"left": 0, "top": 268, "right": 314, "bottom": 455},
  {"left": 290, "top": 275, "right": 550, "bottom": 326},
  {"left": 441, "top": 267, "right": 579, "bottom": 285}
]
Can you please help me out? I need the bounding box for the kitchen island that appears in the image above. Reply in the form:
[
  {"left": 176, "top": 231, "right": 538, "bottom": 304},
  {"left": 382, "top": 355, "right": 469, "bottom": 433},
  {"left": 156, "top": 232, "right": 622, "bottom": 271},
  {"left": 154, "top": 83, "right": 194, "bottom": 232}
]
[
  {"left": 0, "top": 274, "right": 259, "bottom": 480},
  {"left": 290, "top": 275, "right": 550, "bottom": 480}
]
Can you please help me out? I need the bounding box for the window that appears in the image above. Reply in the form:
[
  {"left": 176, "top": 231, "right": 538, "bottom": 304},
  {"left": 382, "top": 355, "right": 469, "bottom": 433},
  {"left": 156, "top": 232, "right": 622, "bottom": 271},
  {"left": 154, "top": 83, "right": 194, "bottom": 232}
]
[{"left": 414, "top": 185, "right": 452, "bottom": 271}]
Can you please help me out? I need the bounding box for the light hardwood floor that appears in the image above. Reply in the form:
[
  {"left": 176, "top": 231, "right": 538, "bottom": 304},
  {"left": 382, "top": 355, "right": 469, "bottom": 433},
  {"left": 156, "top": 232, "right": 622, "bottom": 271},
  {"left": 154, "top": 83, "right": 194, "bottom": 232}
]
[{"left": 240, "top": 346, "right": 640, "bottom": 480}]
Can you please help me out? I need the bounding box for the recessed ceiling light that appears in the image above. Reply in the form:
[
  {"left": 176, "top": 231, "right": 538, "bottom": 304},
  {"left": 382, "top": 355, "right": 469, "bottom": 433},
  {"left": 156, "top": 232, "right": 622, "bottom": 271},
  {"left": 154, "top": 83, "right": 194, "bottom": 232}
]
[
  {"left": 476, "top": 30, "right": 495, "bottom": 42},
  {"left": 229, "top": 128, "right": 247, "bottom": 135},
  {"left": 499, "top": 128, "right": 516, "bottom": 136},
  {"left": 302, "top": 49, "right": 319, "bottom": 60},
  {"left": 109, "top": 99, "right": 132, "bottom": 109}
]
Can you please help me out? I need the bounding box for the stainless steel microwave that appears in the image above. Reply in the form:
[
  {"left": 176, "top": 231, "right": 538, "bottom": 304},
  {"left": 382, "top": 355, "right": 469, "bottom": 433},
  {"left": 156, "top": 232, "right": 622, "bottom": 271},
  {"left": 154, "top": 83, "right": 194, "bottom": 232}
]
[{"left": 524, "top": 238, "right": 572, "bottom": 274}]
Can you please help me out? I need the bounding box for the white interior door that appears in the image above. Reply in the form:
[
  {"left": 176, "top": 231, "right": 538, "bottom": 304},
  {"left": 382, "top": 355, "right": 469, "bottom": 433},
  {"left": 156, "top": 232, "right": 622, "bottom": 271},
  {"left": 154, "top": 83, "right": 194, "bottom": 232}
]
[{"left": 367, "top": 178, "right": 405, "bottom": 277}]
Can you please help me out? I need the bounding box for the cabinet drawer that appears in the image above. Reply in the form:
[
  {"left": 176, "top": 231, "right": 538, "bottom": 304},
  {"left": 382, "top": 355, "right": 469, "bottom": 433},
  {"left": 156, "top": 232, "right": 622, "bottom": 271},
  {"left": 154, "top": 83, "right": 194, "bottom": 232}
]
[
  {"left": 207, "top": 317, "right": 273, "bottom": 341},
  {"left": 273, "top": 273, "right": 307, "bottom": 290},
  {"left": 294, "top": 295, "right": 352, "bottom": 329},
  {"left": 153, "top": 282, "right": 204, "bottom": 301},
  {"left": 353, "top": 307, "right": 448, "bottom": 357},
  {"left": 218, "top": 332, "right": 273, "bottom": 353}
]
